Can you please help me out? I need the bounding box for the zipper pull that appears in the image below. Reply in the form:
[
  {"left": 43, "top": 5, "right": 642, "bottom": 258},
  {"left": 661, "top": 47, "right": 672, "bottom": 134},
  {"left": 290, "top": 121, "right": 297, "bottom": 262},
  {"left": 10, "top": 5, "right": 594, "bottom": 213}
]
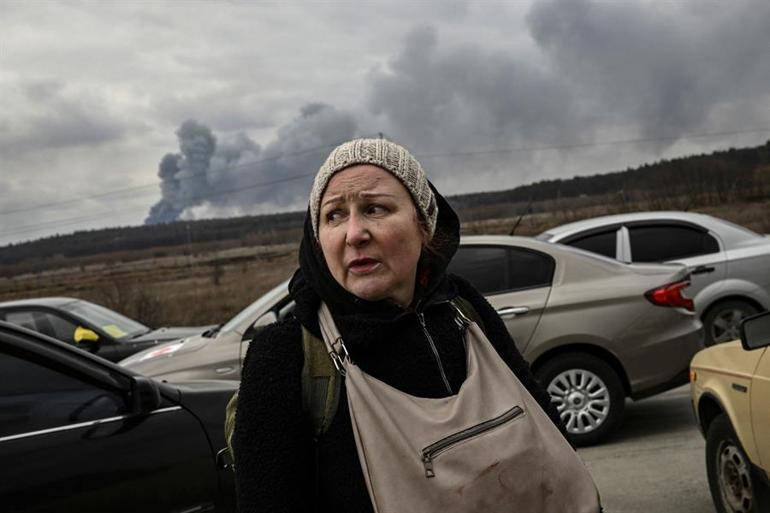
[{"left": 422, "top": 454, "right": 435, "bottom": 478}]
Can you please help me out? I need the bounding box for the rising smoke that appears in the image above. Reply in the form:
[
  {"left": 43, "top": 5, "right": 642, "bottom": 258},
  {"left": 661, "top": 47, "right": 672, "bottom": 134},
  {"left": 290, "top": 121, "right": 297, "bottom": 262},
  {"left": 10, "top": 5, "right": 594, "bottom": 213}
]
[{"left": 145, "top": 104, "right": 357, "bottom": 224}]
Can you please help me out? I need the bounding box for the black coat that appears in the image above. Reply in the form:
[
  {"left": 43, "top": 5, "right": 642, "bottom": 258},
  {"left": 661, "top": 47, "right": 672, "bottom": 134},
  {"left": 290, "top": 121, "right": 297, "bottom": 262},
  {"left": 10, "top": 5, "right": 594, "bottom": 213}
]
[{"left": 233, "top": 188, "right": 566, "bottom": 513}]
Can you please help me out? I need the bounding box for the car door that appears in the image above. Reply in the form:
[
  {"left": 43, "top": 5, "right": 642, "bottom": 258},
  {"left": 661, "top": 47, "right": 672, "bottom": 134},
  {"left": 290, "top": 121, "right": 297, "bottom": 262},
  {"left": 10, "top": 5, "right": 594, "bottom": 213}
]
[
  {"left": 625, "top": 222, "right": 727, "bottom": 299},
  {"left": 751, "top": 347, "right": 770, "bottom": 472},
  {"left": 449, "top": 244, "right": 554, "bottom": 353},
  {"left": 0, "top": 328, "right": 222, "bottom": 513}
]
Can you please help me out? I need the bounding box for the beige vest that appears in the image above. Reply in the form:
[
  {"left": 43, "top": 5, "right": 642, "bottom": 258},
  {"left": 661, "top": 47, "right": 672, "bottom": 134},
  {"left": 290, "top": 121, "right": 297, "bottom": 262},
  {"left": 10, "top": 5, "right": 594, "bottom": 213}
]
[{"left": 318, "top": 302, "right": 601, "bottom": 513}]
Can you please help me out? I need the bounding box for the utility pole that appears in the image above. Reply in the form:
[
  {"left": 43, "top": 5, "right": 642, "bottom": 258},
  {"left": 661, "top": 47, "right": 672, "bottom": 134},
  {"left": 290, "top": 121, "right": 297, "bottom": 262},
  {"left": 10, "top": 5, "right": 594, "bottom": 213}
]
[{"left": 185, "top": 223, "right": 193, "bottom": 270}]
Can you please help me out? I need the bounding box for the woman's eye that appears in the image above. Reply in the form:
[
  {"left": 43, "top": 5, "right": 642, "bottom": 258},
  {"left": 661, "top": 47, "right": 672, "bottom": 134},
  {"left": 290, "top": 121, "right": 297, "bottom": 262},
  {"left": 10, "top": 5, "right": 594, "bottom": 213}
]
[
  {"left": 325, "top": 210, "right": 344, "bottom": 223},
  {"left": 366, "top": 204, "right": 388, "bottom": 215}
]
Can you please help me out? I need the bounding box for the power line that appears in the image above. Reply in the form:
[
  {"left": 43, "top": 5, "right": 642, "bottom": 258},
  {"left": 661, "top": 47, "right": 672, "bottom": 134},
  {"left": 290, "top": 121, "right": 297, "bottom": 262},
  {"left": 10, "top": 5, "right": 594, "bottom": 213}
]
[
  {"left": 2, "top": 126, "right": 768, "bottom": 240},
  {"left": 3, "top": 127, "right": 768, "bottom": 219},
  {"left": 0, "top": 136, "right": 366, "bottom": 217},
  {"left": 0, "top": 171, "right": 318, "bottom": 239},
  {"left": 414, "top": 128, "right": 770, "bottom": 159}
]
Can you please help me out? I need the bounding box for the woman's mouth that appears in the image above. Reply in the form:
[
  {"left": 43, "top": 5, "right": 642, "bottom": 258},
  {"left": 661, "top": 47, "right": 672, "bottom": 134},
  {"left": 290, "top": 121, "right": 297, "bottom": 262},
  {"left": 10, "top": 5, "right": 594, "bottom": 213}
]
[{"left": 348, "top": 258, "right": 381, "bottom": 274}]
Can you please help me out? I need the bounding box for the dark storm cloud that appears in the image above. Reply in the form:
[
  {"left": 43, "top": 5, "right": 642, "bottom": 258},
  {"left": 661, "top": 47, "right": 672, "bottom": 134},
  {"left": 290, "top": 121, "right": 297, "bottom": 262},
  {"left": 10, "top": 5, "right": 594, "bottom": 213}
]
[
  {"left": 526, "top": 0, "right": 770, "bottom": 139},
  {"left": 362, "top": 2, "right": 770, "bottom": 190},
  {"left": 0, "top": 80, "right": 128, "bottom": 156},
  {"left": 367, "top": 25, "right": 576, "bottom": 152},
  {"left": 145, "top": 104, "right": 357, "bottom": 224}
]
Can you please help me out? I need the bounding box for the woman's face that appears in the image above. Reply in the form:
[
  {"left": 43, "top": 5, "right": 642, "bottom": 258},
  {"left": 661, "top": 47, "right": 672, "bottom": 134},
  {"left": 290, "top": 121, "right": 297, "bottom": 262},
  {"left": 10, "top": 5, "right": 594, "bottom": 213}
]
[{"left": 318, "top": 164, "right": 427, "bottom": 308}]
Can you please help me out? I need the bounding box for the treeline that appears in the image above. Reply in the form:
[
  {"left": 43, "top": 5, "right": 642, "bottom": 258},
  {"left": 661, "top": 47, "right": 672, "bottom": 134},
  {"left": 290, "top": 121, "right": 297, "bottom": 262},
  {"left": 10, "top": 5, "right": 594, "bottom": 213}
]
[
  {"left": 0, "top": 211, "right": 305, "bottom": 270},
  {"left": 449, "top": 142, "right": 770, "bottom": 218},
  {"left": 2, "top": 140, "right": 769, "bottom": 270}
]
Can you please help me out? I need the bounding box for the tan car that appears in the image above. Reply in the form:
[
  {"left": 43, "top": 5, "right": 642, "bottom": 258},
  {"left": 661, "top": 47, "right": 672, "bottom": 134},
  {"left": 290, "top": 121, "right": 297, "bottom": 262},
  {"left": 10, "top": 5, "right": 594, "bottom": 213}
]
[
  {"left": 690, "top": 311, "right": 770, "bottom": 513},
  {"left": 123, "top": 236, "right": 703, "bottom": 445}
]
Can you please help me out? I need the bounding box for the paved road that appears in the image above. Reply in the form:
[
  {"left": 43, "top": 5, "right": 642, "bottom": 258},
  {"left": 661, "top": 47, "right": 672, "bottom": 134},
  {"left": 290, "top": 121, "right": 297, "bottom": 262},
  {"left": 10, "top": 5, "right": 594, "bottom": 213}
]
[{"left": 578, "top": 385, "right": 716, "bottom": 513}]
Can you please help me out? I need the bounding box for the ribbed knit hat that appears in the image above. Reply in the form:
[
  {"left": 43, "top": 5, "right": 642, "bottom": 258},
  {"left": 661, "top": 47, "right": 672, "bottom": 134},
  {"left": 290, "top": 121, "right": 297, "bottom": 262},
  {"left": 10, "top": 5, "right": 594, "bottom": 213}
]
[{"left": 309, "top": 138, "right": 438, "bottom": 240}]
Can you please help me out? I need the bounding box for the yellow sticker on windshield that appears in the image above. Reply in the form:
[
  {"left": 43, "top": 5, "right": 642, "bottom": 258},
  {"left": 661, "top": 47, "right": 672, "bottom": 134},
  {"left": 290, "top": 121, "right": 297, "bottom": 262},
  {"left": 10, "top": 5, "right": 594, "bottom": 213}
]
[{"left": 103, "top": 324, "right": 127, "bottom": 338}]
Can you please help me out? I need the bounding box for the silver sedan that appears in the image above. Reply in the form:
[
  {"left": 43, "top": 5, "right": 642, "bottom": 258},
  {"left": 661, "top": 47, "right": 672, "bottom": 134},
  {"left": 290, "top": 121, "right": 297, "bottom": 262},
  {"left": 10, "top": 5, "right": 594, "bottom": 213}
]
[{"left": 537, "top": 211, "right": 770, "bottom": 346}]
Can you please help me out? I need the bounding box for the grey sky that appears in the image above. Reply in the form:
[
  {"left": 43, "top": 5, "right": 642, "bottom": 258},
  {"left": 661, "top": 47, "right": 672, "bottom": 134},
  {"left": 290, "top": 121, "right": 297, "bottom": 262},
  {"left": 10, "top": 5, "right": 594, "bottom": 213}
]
[{"left": 1, "top": 0, "right": 769, "bottom": 246}]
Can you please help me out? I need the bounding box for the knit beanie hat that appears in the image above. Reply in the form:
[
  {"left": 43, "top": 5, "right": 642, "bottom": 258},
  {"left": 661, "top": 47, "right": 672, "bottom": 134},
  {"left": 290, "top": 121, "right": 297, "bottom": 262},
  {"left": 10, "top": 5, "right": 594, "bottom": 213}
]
[{"left": 309, "top": 138, "right": 438, "bottom": 240}]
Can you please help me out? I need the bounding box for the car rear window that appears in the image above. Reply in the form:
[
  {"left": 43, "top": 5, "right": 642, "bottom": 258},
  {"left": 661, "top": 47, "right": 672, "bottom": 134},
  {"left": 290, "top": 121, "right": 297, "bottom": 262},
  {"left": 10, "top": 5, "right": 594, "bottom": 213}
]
[
  {"left": 567, "top": 230, "right": 617, "bottom": 259},
  {"left": 629, "top": 225, "right": 720, "bottom": 262}
]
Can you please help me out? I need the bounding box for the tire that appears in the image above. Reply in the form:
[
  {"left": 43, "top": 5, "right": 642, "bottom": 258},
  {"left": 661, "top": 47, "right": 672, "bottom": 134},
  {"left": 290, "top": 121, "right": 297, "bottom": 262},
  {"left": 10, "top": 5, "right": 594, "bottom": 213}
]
[
  {"left": 703, "top": 299, "right": 759, "bottom": 347},
  {"left": 534, "top": 353, "right": 625, "bottom": 447},
  {"left": 706, "top": 414, "right": 770, "bottom": 513}
]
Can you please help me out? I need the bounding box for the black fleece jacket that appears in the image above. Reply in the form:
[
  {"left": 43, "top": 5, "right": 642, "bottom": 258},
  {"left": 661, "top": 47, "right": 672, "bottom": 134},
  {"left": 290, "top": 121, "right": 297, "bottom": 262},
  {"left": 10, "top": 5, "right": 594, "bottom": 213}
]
[{"left": 233, "top": 187, "right": 566, "bottom": 513}]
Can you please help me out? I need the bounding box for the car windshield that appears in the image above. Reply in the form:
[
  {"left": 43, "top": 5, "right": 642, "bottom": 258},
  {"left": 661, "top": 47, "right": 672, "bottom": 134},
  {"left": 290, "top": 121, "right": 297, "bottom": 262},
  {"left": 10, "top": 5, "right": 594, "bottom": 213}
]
[
  {"left": 220, "top": 279, "right": 290, "bottom": 336},
  {"left": 61, "top": 300, "right": 150, "bottom": 340}
]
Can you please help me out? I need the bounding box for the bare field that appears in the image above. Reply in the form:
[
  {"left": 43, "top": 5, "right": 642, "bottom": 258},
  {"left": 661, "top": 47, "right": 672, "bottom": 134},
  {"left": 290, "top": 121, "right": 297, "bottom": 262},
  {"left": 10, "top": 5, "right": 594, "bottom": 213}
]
[
  {"left": 1, "top": 199, "right": 768, "bottom": 327},
  {"left": 0, "top": 243, "right": 299, "bottom": 326}
]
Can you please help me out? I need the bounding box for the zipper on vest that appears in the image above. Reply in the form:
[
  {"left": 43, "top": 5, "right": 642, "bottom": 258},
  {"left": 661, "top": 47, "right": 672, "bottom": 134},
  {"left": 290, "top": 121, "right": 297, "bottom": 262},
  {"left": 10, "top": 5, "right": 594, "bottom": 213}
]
[
  {"left": 417, "top": 311, "right": 453, "bottom": 395},
  {"left": 420, "top": 406, "right": 524, "bottom": 478}
]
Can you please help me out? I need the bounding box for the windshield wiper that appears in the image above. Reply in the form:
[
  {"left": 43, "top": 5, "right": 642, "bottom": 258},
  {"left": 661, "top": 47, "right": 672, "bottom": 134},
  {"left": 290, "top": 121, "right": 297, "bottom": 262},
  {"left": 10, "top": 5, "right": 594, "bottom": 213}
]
[
  {"left": 127, "top": 328, "right": 153, "bottom": 340},
  {"left": 202, "top": 324, "right": 223, "bottom": 338}
]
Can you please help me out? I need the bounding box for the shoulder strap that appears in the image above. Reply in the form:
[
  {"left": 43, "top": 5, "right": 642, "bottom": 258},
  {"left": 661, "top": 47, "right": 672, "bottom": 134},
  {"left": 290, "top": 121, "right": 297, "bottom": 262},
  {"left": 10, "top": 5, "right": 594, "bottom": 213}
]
[
  {"left": 301, "top": 324, "right": 341, "bottom": 440},
  {"left": 224, "top": 390, "right": 239, "bottom": 461},
  {"left": 450, "top": 296, "right": 484, "bottom": 332},
  {"left": 225, "top": 300, "right": 478, "bottom": 457}
]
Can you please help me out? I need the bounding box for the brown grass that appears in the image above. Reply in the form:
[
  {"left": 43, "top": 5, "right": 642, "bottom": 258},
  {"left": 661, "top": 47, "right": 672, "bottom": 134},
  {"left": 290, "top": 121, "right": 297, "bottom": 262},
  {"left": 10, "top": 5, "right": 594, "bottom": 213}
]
[{"left": 1, "top": 197, "right": 768, "bottom": 327}]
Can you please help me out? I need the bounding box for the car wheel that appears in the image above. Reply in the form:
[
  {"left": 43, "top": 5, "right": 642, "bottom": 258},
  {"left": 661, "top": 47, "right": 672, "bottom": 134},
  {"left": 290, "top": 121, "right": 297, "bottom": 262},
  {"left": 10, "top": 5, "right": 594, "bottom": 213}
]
[
  {"left": 535, "top": 353, "right": 625, "bottom": 447},
  {"left": 704, "top": 300, "right": 759, "bottom": 347},
  {"left": 706, "top": 414, "right": 770, "bottom": 513}
]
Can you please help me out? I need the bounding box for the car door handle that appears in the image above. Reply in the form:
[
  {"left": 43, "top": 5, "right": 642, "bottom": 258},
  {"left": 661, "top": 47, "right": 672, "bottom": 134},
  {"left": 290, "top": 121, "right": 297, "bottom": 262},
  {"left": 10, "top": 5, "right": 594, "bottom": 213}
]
[
  {"left": 690, "top": 265, "right": 715, "bottom": 275},
  {"left": 496, "top": 306, "right": 530, "bottom": 318}
]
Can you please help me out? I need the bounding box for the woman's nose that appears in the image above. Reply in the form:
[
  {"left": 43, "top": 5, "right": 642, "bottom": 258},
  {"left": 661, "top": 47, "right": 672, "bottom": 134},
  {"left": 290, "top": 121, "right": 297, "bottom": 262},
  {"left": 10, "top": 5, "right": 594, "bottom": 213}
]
[{"left": 345, "top": 213, "right": 371, "bottom": 247}]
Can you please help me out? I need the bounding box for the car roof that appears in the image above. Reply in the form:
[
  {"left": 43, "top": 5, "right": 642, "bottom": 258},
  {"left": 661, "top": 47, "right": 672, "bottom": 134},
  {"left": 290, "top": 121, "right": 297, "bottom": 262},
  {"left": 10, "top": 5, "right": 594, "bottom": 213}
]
[
  {"left": 538, "top": 210, "right": 760, "bottom": 243},
  {"left": 460, "top": 234, "right": 627, "bottom": 267},
  {"left": 0, "top": 296, "right": 82, "bottom": 309}
]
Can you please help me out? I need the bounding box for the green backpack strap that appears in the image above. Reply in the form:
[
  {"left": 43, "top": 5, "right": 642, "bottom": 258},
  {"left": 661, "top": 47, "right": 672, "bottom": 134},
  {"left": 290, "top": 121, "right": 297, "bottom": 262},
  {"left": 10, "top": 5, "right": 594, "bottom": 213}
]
[
  {"left": 301, "top": 325, "right": 341, "bottom": 440},
  {"left": 224, "top": 390, "right": 239, "bottom": 463},
  {"left": 223, "top": 325, "right": 341, "bottom": 468}
]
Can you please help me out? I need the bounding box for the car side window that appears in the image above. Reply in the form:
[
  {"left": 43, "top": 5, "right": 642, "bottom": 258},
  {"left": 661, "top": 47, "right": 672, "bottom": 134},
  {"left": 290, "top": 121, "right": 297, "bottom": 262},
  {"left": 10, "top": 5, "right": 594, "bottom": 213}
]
[
  {"left": 567, "top": 230, "right": 617, "bottom": 259},
  {"left": 3, "top": 310, "right": 79, "bottom": 344},
  {"left": 508, "top": 248, "right": 555, "bottom": 290},
  {"left": 0, "top": 349, "right": 128, "bottom": 438},
  {"left": 45, "top": 314, "right": 80, "bottom": 343},
  {"left": 450, "top": 246, "right": 554, "bottom": 295},
  {"left": 629, "top": 225, "right": 720, "bottom": 262},
  {"left": 450, "top": 246, "right": 510, "bottom": 295},
  {"left": 4, "top": 310, "right": 38, "bottom": 331}
]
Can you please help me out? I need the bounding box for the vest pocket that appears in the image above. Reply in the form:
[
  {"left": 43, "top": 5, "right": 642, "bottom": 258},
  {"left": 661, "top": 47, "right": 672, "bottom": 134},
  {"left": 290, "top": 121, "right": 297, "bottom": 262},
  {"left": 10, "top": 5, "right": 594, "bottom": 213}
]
[{"left": 420, "top": 405, "right": 525, "bottom": 478}]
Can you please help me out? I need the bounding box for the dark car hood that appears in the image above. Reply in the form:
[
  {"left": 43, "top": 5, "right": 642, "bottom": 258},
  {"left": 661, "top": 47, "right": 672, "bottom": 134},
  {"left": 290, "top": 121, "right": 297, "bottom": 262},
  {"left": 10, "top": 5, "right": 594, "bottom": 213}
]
[{"left": 130, "top": 325, "right": 215, "bottom": 344}]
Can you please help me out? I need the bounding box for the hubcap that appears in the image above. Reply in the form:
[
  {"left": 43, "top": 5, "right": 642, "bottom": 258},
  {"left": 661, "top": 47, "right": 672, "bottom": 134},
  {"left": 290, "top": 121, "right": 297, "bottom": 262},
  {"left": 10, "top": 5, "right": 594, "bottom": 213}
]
[
  {"left": 711, "top": 308, "right": 750, "bottom": 344},
  {"left": 717, "top": 441, "right": 753, "bottom": 513},
  {"left": 547, "top": 369, "right": 610, "bottom": 434}
]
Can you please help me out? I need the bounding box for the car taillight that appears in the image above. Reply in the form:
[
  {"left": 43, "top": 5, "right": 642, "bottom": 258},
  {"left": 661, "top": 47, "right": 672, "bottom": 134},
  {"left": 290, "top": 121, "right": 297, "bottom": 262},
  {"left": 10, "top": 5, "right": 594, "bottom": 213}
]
[{"left": 645, "top": 280, "right": 694, "bottom": 312}]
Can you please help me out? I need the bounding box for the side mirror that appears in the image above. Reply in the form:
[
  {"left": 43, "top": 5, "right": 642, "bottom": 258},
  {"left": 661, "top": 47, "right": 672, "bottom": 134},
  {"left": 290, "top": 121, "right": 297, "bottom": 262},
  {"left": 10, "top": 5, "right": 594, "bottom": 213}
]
[
  {"left": 130, "top": 376, "right": 162, "bottom": 414},
  {"left": 74, "top": 326, "right": 100, "bottom": 352},
  {"left": 242, "top": 312, "right": 278, "bottom": 341},
  {"left": 740, "top": 311, "right": 770, "bottom": 351},
  {"left": 74, "top": 326, "right": 100, "bottom": 343}
]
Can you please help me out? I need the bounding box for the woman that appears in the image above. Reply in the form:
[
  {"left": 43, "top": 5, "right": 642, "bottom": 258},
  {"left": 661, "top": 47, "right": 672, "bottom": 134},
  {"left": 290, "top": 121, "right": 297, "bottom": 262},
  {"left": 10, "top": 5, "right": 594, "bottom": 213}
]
[{"left": 233, "top": 138, "right": 567, "bottom": 512}]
